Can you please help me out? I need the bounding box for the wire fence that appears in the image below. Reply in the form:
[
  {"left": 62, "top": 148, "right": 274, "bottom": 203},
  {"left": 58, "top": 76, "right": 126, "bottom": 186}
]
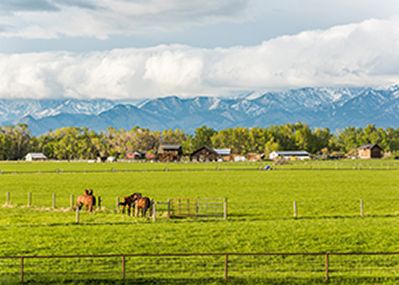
[
  {"left": 0, "top": 252, "right": 398, "bottom": 284},
  {"left": 2, "top": 162, "right": 399, "bottom": 175},
  {"left": 2, "top": 192, "right": 399, "bottom": 223}
]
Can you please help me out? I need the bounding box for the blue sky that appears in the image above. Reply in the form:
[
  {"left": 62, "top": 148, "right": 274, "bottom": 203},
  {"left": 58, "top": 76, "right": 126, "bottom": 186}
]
[{"left": 0, "top": 0, "right": 399, "bottom": 99}]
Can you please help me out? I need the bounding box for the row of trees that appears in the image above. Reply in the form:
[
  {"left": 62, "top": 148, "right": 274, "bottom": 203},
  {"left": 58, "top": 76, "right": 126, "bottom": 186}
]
[{"left": 1, "top": 123, "right": 398, "bottom": 160}]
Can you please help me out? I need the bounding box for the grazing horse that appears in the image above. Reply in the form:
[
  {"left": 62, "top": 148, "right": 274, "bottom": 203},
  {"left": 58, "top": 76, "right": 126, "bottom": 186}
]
[
  {"left": 76, "top": 189, "right": 96, "bottom": 212},
  {"left": 118, "top": 193, "right": 142, "bottom": 216},
  {"left": 131, "top": 193, "right": 153, "bottom": 217}
]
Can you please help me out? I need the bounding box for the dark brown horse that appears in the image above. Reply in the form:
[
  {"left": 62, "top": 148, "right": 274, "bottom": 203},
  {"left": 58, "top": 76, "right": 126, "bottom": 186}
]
[
  {"left": 131, "top": 193, "right": 152, "bottom": 217},
  {"left": 76, "top": 189, "right": 96, "bottom": 212},
  {"left": 118, "top": 192, "right": 142, "bottom": 216}
]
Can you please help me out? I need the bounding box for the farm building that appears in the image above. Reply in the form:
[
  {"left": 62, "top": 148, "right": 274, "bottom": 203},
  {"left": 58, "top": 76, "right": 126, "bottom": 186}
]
[
  {"left": 126, "top": 151, "right": 145, "bottom": 160},
  {"left": 190, "top": 146, "right": 219, "bottom": 162},
  {"left": 158, "top": 144, "right": 183, "bottom": 162},
  {"left": 246, "top": 153, "right": 265, "bottom": 161},
  {"left": 25, "top": 153, "right": 47, "bottom": 161},
  {"left": 269, "top": 151, "right": 310, "bottom": 161},
  {"left": 358, "top": 144, "right": 383, "bottom": 159},
  {"left": 233, "top": 155, "right": 246, "bottom": 162},
  {"left": 214, "top": 148, "right": 232, "bottom": 161},
  {"left": 107, "top": 156, "right": 117, "bottom": 162},
  {"left": 145, "top": 152, "right": 156, "bottom": 161}
]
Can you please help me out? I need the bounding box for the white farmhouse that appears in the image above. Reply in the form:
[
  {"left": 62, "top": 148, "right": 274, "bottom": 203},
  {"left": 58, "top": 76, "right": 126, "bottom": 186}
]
[
  {"left": 269, "top": 151, "right": 310, "bottom": 161},
  {"left": 25, "top": 153, "right": 47, "bottom": 161}
]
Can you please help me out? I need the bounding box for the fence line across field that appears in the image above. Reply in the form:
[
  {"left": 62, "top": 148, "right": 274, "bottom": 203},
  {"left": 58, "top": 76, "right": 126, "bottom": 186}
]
[
  {"left": 3, "top": 192, "right": 399, "bottom": 220},
  {"left": 2, "top": 164, "right": 399, "bottom": 176},
  {"left": 0, "top": 251, "right": 398, "bottom": 283}
]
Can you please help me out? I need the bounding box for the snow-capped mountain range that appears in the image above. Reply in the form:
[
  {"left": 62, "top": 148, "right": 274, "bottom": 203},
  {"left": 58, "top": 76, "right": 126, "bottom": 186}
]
[{"left": 2, "top": 86, "right": 399, "bottom": 135}]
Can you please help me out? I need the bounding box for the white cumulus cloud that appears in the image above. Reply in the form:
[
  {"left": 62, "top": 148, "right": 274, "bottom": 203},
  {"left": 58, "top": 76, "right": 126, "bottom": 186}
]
[
  {"left": 0, "top": 0, "right": 250, "bottom": 39},
  {"left": 0, "top": 18, "right": 399, "bottom": 100}
]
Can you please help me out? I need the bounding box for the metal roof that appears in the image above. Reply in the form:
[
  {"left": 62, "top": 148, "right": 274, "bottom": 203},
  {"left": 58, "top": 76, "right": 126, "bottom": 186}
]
[
  {"left": 190, "top": 146, "right": 218, "bottom": 156},
  {"left": 273, "top": 151, "right": 309, "bottom": 156},
  {"left": 159, "top": 144, "right": 182, "bottom": 150},
  {"left": 214, "top": 148, "right": 231, "bottom": 155},
  {"left": 358, "top": 144, "right": 381, "bottom": 150},
  {"left": 26, "top": 153, "right": 47, "bottom": 158}
]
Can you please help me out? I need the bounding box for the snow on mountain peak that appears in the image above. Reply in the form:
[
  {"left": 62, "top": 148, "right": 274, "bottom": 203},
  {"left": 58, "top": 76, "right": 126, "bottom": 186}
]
[{"left": 1, "top": 85, "right": 399, "bottom": 135}]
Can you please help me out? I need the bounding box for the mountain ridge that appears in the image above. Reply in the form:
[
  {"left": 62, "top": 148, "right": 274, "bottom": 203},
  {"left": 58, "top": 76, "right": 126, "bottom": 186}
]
[{"left": 2, "top": 86, "right": 399, "bottom": 135}]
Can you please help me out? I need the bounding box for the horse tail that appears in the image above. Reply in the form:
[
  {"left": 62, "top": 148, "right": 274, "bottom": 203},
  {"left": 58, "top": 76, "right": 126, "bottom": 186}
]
[{"left": 146, "top": 198, "right": 152, "bottom": 210}]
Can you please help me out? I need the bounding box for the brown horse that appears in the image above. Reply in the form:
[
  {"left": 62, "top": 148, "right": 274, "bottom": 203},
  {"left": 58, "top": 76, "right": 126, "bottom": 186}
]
[
  {"left": 131, "top": 193, "right": 152, "bottom": 217},
  {"left": 118, "top": 193, "right": 141, "bottom": 216},
  {"left": 76, "top": 189, "right": 96, "bottom": 212}
]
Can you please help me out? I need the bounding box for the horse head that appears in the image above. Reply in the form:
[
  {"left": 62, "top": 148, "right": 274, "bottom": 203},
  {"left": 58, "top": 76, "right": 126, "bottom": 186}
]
[{"left": 131, "top": 192, "right": 142, "bottom": 201}]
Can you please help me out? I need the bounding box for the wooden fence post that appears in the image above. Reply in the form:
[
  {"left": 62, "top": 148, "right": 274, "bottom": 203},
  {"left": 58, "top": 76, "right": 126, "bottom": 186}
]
[
  {"left": 98, "top": 196, "right": 102, "bottom": 210},
  {"left": 360, "top": 199, "right": 364, "bottom": 217},
  {"left": 325, "top": 253, "right": 329, "bottom": 282},
  {"left": 76, "top": 207, "right": 80, "bottom": 224},
  {"left": 52, "top": 193, "right": 56, "bottom": 209},
  {"left": 122, "top": 255, "right": 126, "bottom": 280},
  {"left": 115, "top": 197, "right": 120, "bottom": 213},
  {"left": 27, "top": 192, "right": 32, "bottom": 207},
  {"left": 167, "top": 199, "right": 171, "bottom": 218},
  {"left": 70, "top": 194, "right": 75, "bottom": 209},
  {"left": 152, "top": 201, "right": 156, "bottom": 222},
  {"left": 224, "top": 254, "right": 229, "bottom": 282},
  {"left": 5, "top": 192, "right": 10, "bottom": 206},
  {"left": 20, "top": 256, "right": 24, "bottom": 283},
  {"left": 223, "top": 198, "right": 228, "bottom": 220},
  {"left": 195, "top": 198, "right": 199, "bottom": 218},
  {"left": 293, "top": 200, "right": 298, "bottom": 219}
]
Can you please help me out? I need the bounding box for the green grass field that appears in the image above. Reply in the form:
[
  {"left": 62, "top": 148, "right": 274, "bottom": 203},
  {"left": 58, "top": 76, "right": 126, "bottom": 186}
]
[{"left": 0, "top": 161, "right": 399, "bottom": 284}]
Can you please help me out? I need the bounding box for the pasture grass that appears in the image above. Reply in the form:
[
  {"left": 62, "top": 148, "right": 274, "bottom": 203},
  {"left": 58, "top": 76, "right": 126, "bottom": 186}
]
[{"left": 0, "top": 162, "right": 398, "bottom": 284}]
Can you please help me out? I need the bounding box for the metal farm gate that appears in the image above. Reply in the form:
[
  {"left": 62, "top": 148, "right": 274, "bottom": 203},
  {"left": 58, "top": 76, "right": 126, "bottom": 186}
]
[{"left": 166, "top": 198, "right": 227, "bottom": 219}]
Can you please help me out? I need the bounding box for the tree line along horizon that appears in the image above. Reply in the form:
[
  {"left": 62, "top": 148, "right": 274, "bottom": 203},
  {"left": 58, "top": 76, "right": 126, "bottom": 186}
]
[{"left": 1, "top": 122, "right": 398, "bottom": 160}]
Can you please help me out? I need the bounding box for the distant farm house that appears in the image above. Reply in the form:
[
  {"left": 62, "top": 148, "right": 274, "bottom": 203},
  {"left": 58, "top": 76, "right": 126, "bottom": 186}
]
[
  {"left": 126, "top": 151, "right": 145, "bottom": 160},
  {"left": 25, "top": 153, "right": 47, "bottom": 161},
  {"left": 214, "top": 148, "right": 232, "bottom": 161},
  {"left": 269, "top": 151, "right": 310, "bottom": 161},
  {"left": 190, "top": 146, "right": 219, "bottom": 162},
  {"left": 158, "top": 144, "right": 183, "bottom": 162},
  {"left": 246, "top": 153, "right": 265, "bottom": 162},
  {"left": 358, "top": 144, "right": 383, "bottom": 159}
]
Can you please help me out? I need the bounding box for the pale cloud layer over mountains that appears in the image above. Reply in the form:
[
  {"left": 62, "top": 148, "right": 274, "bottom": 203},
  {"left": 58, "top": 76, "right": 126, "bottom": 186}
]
[
  {"left": 1, "top": 17, "right": 399, "bottom": 100},
  {"left": 0, "top": 0, "right": 398, "bottom": 100}
]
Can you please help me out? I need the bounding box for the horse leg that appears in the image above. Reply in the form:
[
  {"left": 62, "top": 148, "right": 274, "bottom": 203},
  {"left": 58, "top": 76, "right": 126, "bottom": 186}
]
[
  {"left": 127, "top": 205, "right": 131, "bottom": 216},
  {"left": 134, "top": 206, "right": 139, "bottom": 217}
]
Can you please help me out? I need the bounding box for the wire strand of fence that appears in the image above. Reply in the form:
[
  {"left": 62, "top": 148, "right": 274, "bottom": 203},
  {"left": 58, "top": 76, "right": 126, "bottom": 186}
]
[{"left": 1, "top": 252, "right": 398, "bottom": 284}]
